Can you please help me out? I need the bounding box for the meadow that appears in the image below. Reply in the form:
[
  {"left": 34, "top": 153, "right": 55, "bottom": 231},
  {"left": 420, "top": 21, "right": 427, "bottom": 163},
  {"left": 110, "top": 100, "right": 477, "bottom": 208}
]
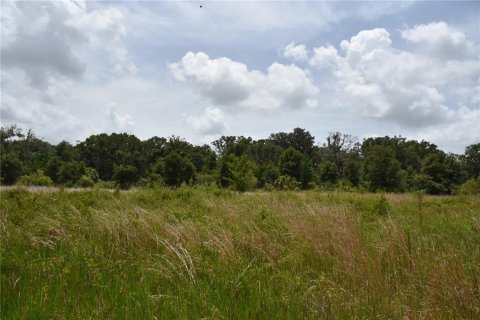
[{"left": 1, "top": 187, "right": 479, "bottom": 319}]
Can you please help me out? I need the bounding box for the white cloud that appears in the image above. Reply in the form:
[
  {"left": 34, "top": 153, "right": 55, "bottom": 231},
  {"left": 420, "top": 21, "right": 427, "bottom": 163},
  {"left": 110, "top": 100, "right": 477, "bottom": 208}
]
[
  {"left": 107, "top": 102, "right": 135, "bottom": 131},
  {"left": 301, "top": 23, "right": 479, "bottom": 129},
  {"left": 169, "top": 51, "right": 318, "bottom": 112},
  {"left": 283, "top": 42, "right": 308, "bottom": 62},
  {"left": 0, "top": 67, "right": 84, "bottom": 142},
  {"left": 401, "top": 21, "right": 475, "bottom": 60},
  {"left": 186, "top": 107, "right": 226, "bottom": 135},
  {"left": 340, "top": 28, "right": 392, "bottom": 57},
  {"left": 0, "top": 0, "right": 135, "bottom": 142},
  {"left": 309, "top": 45, "right": 339, "bottom": 69},
  {"left": 412, "top": 107, "right": 480, "bottom": 152},
  {"left": 0, "top": 1, "right": 132, "bottom": 87}
]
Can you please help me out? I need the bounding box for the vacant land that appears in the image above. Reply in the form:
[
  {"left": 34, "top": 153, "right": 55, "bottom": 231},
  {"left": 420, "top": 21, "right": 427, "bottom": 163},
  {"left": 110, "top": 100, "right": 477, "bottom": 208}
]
[{"left": 1, "top": 187, "right": 479, "bottom": 319}]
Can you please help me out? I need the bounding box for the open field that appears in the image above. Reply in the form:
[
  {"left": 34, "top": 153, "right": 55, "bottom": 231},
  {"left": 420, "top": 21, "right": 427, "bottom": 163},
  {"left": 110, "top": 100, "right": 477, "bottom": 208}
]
[{"left": 1, "top": 187, "right": 479, "bottom": 319}]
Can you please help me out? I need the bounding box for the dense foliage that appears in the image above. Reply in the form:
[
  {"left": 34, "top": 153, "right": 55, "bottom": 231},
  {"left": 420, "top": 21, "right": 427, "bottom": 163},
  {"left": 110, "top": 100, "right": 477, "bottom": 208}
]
[{"left": 1, "top": 125, "right": 478, "bottom": 194}]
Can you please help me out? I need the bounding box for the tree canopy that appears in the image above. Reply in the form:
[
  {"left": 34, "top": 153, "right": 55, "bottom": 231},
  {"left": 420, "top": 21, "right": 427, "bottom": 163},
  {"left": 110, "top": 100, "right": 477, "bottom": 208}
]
[{"left": 1, "top": 125, "right": 477, "bottom": 194}]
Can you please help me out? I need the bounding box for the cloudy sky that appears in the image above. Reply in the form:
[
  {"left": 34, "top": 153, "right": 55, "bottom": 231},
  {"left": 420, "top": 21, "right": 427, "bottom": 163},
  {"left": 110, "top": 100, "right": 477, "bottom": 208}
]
[{"left": 1, "top": 1, "right": 479, "bottom": 153}]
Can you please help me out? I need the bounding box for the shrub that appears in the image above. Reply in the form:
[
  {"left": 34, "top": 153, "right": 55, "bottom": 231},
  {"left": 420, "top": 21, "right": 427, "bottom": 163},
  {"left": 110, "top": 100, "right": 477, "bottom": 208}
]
[
  {"left": 458, "top": 178, "right": 480, "bottom": 194},
  {"left": 94, "top": 180, "right": 119, "bottom": 189},
  {"left": 373, "top": 194, "right": 391, "bottom": 216},
  {"left": 196, "top": 172, "right": 217, "bottom": 186},
  {"left": 137, "top": 173, "right": 163, "bottom": 188},
  {"left": 84, "top": 167, "right": 99, "bottom": 182},
  {"left": 76, "top": 175, "right": 95, "bottom": 188},
  {"left": 263, "top": 183, "right": 274, "bottom": 191},
  {"left": 334, "top": 179, "right": 354, "bottom": 192},
  {"left": 16, "top": 170, "right": 53, "bottom": 186},
  {"left": 274, "top": 175, "right": 300, "bottom": 191},
  {"left": 412, "top": 173, "right": 447, "bottom": 195}
]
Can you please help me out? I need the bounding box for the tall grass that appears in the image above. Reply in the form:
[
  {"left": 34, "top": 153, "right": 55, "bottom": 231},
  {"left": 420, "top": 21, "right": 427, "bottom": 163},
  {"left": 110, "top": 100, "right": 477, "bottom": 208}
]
[{"left": 1, "top": 187, "right": 479, "bottom": 319}]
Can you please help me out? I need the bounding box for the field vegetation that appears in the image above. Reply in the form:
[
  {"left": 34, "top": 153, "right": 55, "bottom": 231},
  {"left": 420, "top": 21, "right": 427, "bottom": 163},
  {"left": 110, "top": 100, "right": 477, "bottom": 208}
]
[
  {"left": 1, "top": 125, "right": 479, "bottom": 195},
  {"left": 1, "top": 187, "right": 479, "bottom": 319}
]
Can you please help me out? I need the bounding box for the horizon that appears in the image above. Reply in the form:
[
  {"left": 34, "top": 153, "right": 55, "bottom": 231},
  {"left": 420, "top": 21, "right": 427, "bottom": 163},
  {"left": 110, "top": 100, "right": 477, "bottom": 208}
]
[{"left": 4, "top": 123, "right": 472, "bottom": 157}]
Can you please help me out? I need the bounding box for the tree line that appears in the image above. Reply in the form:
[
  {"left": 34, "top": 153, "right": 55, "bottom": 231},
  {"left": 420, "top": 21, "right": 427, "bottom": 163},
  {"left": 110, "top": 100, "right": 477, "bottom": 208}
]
[{"left": 1, "top": 125, "right": 479, "bottom": 194}]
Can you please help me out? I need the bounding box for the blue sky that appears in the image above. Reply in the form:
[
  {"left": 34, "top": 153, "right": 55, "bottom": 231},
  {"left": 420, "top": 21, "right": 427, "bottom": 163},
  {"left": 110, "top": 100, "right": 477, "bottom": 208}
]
[{"left": 1, "top": 1, "right": 479, "bottom": 153}]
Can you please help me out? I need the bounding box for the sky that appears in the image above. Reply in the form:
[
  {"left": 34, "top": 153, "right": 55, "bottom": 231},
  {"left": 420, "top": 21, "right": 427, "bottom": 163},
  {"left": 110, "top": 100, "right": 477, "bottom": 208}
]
[{"left": 1, "top": 0, "right": 479, "bottom": 153}]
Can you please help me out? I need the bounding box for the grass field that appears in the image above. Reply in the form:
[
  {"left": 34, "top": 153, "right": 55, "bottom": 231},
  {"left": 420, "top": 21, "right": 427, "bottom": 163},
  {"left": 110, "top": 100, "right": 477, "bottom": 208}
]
[{"left": 1, "top": 187, "right": 479, "bottom": 319}]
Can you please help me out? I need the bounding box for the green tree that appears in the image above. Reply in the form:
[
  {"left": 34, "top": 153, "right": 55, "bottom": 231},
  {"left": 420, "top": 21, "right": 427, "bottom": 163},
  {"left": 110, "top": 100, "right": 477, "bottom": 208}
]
[
  {"left": 56, "top": 141, "right": 77, "bottom": 162},
  {"left": 227, "top": 155, "right": 258, "bottom": 192},
  {"left": 420, "top": 152, "right": 461, "bottom": 194},
  {"left": 324, "top": 132, "right": 359, "bottom": 169},
  {"left": 270, "top": 127, "right": 315, "bottom": 156},
  {"left": 162, "top": 153, "right": 196, "bottom": 187},
  {"left": 464, "top": 143, "right": 480, "bottom": 179},
  {"left": 363, "top": 145, "right": 401, "bottom": 192},
  {"left": 57, "top": 161, "right": 87, "bottom": 186},
  {"left": 256, "top": 163, "right": 281, "bottom": 187},
  {"left": 212, "top": 136, "right": 252, "bottom": 157},
  {"left": 217, "top": 154, "right": 234, "bottom": 188},
  {"left": 113, "top": 164, "right": 138, "bottom": 189},
  {"left": 318, "top": 160, "right": 338, "bottom": 185},
  {"left": 247, "top": 140, "right": 283, "bottom": 166},
  {"left": 342, "top": 157, "right": 361, "bottom": 186},
  {"left": 280, "top": 147, "right": 304, "bottom": 182},
  {"left": 300, "top": 156, "right": 314, "bottom": 189},
  {"left": 78, "top": 133, "right": 146, "bottom": 181},
  {"left": 0, "top": 152, "right": 23, "bottom": 185}
]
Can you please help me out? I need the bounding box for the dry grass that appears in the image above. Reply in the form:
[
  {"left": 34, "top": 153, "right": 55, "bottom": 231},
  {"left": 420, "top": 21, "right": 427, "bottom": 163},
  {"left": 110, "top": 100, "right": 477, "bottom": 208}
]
[{"left": 1, "top": 187, "right": 479, "bottom": 319}]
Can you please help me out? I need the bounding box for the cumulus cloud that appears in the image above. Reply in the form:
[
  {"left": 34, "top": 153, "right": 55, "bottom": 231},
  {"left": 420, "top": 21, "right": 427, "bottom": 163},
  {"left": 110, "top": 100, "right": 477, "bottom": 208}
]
[
  {"left": 0, "top": 66, "right": 85, "bottom": 142},
  {"left": 186, "top": 107, "right": 226, "bottom": 135},
  {"left": 309, "top": 45, "right": 339, "bottom": 69},
  {"left": 401, "top": 21, "right": 475, "bottom": 60},
  {"left": 107, "top": 102, "right": 135, "bottom": 131},
  {"left": 0, "top": 1, "right": 132, "bottom": 87},
  {"left": 297, "top": 23, "right": 479, "bottom": 129},
  {"left": 1, "top": 2, "right": 85, "bottom": 88},
  {"left": 283, "top": 42, "right": 309, "bottom": 62},
  {"left": 169, "top": 51, "right": 318, "bottom": 112},
  {"left": 0, "top": 0, "right": 135, "bottom": 141},
  {"left": 412, "top": 107, "right": 480, "bottom": 152}
]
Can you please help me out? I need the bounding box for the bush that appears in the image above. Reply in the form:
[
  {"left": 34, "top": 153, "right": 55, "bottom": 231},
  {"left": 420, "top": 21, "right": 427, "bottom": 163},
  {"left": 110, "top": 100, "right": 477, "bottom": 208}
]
[
  {"left": 196, "top": 172, "right": 217, "bottom": 186},
  {"left": 16, "top": 170, "right": 53, "bottom": 187},
  {"left": 136, "top": 173, "right": 163, "bottom": 188},
  {"left": 412, "top": 174, "right": 447, "bottom": 195},
  {"left": 458, "top": 178, "right": 480, "bottom": 194},
  {"left": 94, "top": 180, "right": 119, "bottom": 189},
  {"left": 76, "top": 175, "right": 95, "bottom": 188},
  {"left": 334, "top": 179, "right": 354, "bottom": 192},
  {"left": 84, "top": 167, "right": 99, "bottom": 182},
  {"left": 373, "top": 194, "right": 391, "bottom": 216},
  {"left": 263, "top": 183, "right": 274, "bottom": 191},
  {"left": 274, "top": 175, "right": 300, "bottom": 191}
]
